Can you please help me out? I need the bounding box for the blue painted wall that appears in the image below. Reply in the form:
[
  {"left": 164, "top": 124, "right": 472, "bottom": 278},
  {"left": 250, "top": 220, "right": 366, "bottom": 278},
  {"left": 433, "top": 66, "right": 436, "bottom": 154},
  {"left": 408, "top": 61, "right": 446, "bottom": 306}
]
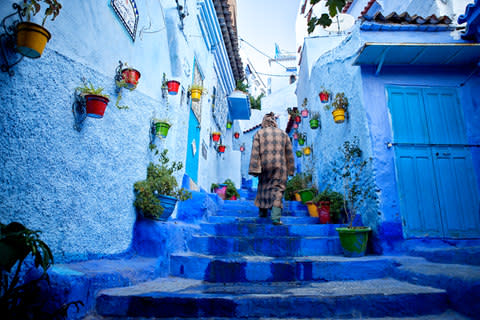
[
  {"left": 0, "top": 0, "right": 239, "bottom": 262},
  {"left": 296, "top": 25, "right": 480, "bottom": 253}
]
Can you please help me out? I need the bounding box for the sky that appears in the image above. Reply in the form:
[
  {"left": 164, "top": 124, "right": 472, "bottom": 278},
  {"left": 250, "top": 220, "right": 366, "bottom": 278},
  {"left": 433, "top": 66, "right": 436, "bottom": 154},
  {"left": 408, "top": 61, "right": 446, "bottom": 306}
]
[{"left": 236, "top": 0, "right": 300, "bottom": 79}]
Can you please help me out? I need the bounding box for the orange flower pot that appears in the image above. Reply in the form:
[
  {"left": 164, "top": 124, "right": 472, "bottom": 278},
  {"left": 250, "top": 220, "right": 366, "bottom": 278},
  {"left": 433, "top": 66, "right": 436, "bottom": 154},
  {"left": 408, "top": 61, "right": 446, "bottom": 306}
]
[
  {"left": 332, "top": 109, "right": 346, "bottom": 123},
  {"left": 16, "top": 22, "right": 51, "bottom": 58}
]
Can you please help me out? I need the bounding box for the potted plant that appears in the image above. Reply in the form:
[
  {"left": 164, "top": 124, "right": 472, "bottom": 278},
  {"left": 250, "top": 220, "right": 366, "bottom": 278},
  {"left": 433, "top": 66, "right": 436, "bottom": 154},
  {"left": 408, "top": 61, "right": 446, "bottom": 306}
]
[
  {"left": 301, "top": 98, "right": 309, "bottom": 118},
  {"left": 189, "top": 84, "right": 207, "bottom": 102},
  {"left": 303, "top": 145, "right": 311, "bottom": 156},
  {"left": 76, "top": 81, "right": 110, "bottom": 118},
  {"left": 287, "top": 107, "right": 301, "bottom": 123},
  {"left": 153, "top": 119, "right": 171, "bottom": 138},
  {"left": 284, "top": 173, "right": 307, "bottom": 201},
  {"left": 217, "top": 144, "right": 226, "bottom": 153},
  {"left": 224, "top": 179, "right": 240, "bottom": 200},
  {"left": 134, "top": 149, "right": 192, "bottom": 220},
  {"left": 165, "top": 78, "right": 180, "bottom": 95},
  {"left": 16, "top": 0, "right": 62, "bottom": 58},
  {"left": 226, "top": 121, "right": 233, "bottom": 129},
  {"left": 325, "top": 92, "right": 348, "bottom": 123},
  {"left": 309, "top": 112, "right": 320, "bottom": 129},
  {"left": 211, "top": 131, "right": 221, "bottom": 142},
  {"left": 332, "top": 137, "right": 376, "bottom": 257},
  {"left": 319, "top": 87, "right": 331, "bottom": 103},
  {"left": 313, "top": 189, "right": 345, "bottom": 224},
  {"left": 297, "top": 132, "right": 306, "bottom": 146},
  {"left": 234, "top": 132, "right": 240, "bottom": 139},
  {"left": 295, "top": 150, "right": 302, "bottom": 158}
]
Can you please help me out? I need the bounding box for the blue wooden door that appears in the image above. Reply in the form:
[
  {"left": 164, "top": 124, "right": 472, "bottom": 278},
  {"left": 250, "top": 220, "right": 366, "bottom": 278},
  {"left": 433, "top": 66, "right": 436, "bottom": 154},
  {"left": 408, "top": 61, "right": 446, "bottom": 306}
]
[
  {"left": 387, "top": 86, "right": 480, "bottom": 238},
  {"left": 185, "top": 108, "right": 200, "bottom": 183}
]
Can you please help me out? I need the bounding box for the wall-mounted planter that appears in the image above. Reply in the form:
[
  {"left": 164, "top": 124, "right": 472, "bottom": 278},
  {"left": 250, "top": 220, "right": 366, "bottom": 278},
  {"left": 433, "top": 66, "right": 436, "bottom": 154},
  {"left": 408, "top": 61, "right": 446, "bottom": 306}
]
[
  {"left": 332, "top": 109, "right": 346, "bottom": 123},
  {"left": 293, "top": 132, "right": 298, "bottom": 140},
  {"left": 85, "top": 94, "right": 109, "bottom": 118},
  {"left": 298, "top": 138, "right": 305, "bottom": 146},
  {"left": 121, "top": 68, "right": 141, "bottom": 90},
  {"left": 293, "top": 123, "right": 298, "bottom": 129},
  {"left": 303, "top": 146, "right": 311, "bottom": 156},
  {"left": 226, "top": 121, "right": 232, "bottom": 129},
  {"left": 166, "top": 80, "right": 180, "bottom": 95},
  {"left": 212, "top": 132, "right": 221, "bottom": 142},
  {"left": 240, "top": 145, "right": 245, "bottom": 152},
  {"left": 154, "top": 120, "right": 171, "bottom": 138},
  {"left": 296, "top": 151, "right": 302, "bottom": 158},
  {"left": 234, "top": 132, "right": 240, "bottom": 139},
  {"left": 218, "top": 144, "right": 226, "bottom": 153},
  {"left": 310, "top": 119, "right": 319, "bottom": 129},
  {"left": 295, "top": 115, "right": 301, "bottom": 123},
  {"left": 190, "top": 87, "right": 205, "bottom": 102},
  {"left": 319, "top": 90, "right": 330, "bottom": 103},
  {"left": 16, "top": 22, "right": 51, "bottom": 58},
  {"left": 301, "top": 108, "right": 309, "bottom": 118}
]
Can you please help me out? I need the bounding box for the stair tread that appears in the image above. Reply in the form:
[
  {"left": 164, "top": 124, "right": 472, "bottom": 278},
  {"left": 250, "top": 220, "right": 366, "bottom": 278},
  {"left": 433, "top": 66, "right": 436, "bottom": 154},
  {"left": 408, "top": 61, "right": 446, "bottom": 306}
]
[
  {"left": 192, "top": 234, "right": 338, "bottom": 239},
  {"left": 98, "top": 277, "right": 445, "bottom": 297},
  {"left": 394, "top": 256, "right": 480, "bottom": 280}
]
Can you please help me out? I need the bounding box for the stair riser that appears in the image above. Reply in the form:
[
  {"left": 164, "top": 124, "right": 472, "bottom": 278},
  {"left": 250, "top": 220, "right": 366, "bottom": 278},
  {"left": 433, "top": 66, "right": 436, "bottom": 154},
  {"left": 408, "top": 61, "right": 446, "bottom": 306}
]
[
  {"left": 96, "top": 292, "right": 447, "bottom": 318},
  {"left": 188, "top": 237, "right": 342, "bottom": 256},
  {"left": 200, "top": 223, "right": 340, "bottom": 237},
  {"left": 215, "top": 209, "right": 310, "bottom": 217},
  {"left": 207, "top": 216, "right": 320, "bottom": 224},
  {"left": 170, "top": 256, "right": 395, "bottom": 282}
]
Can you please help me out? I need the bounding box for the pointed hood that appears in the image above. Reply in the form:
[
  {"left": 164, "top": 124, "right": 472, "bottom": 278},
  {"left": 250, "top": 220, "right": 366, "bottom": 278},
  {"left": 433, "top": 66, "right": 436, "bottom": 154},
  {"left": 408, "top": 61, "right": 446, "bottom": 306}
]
[{"left": 261, "top": 112, "right": 277, "bottom": 128}]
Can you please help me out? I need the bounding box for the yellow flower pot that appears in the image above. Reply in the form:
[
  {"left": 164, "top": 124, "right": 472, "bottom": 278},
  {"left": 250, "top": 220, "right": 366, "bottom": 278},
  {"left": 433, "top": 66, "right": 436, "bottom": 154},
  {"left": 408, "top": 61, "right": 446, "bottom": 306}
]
[
  {"left": 306, "top": 201, "right": 319, "bottom": 217},
  {"left": 16, "top": 22, "right": 51, "bottom": 59},
  {"left": 332, "top": 108, "right": 345, "bottom": 123},
  {"left": 303, "top": 146, "right": 311, "bottom": 156},
  {"left": 190, "top": 88, "right": 202, "bottom": 102},
  {"left": 294, "top": 193, "right": 302, "bottom": 201}
]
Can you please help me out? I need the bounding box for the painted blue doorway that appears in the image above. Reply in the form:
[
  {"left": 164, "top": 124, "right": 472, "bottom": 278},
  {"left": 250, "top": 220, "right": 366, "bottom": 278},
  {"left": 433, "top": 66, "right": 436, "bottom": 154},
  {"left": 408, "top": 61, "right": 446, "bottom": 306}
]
[
  {"left": 185, "top": 60, "right": 203, "bottom": 184},
  {"left": 387, "top": 86, "right": 480, "bottom": 238}
]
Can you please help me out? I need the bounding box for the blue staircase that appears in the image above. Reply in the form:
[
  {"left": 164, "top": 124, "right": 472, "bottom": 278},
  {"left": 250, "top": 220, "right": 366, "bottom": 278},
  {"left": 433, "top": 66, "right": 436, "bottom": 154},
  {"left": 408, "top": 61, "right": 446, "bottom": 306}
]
[{"left": 90, "top": 198, "right": 479, "bottom": 319}]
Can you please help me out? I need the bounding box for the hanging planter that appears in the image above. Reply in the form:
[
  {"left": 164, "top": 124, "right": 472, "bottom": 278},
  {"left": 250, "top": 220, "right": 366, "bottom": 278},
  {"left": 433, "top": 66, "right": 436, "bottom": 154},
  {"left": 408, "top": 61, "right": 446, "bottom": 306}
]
[
  {"left": 16, "top": 22, "right": 51, "bottom": 58},
  {"left": 326, "top": 92, "right": 348, "bottom": 124},
  {"left": 234, "top": 132, "right": 240, "bottom": 139},
  {"left": 297, "top": 133, "right": 306, "bottom": 146},
  {"left": 319, "top": 88, "right": 331, "bottom": 103},
  {"left": 76, "top": 82, "right": 110, "bottom": 119},
  {"left": 166, "top": 80, "right": 180, "bottom": 95},
  {"left": 120, "top": 68, "right": 141, "bottom": 90},
  {"left": 310, "top": 112, "right": 320, "bottom": 129},
  {"left": 189, "top": 85, "right": 206, "bottom": 102},
  {"left": 212, "top": 132, "right": 221, "bottom": 142},
  {"left": 218, "top": 144, "right": 226, "bottom": 153},
  {"left": 226, "top": 121, "right": 233, "bottom": 129},
  {"left": 295, "top": 151, "right": 302, "bottom": 158},
  {"left": 293, "top": 132, "right": 298, "bottom": 140},
  {"left": 295, "top": 115, "right": 301, "bottom": 123},
  {"left": 303, "top": 146, "right": 311, "bottom": 156},
  {"left": 240, "top": 145, "right": 245, "bottom": 152},
  {"left": 293, "top": 123, "right": 298, "bottom": 129},
  {"left": 154, "top": 120, "right": 171, "bottom": 138},
  {"left": 301, "top": 108, "right": 309, "bottom": 118}
]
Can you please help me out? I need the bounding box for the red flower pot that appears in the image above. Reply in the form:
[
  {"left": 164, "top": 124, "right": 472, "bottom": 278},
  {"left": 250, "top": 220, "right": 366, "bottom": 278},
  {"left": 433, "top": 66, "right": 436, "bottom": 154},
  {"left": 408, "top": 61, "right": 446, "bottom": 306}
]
[
  {"left": 293, "top": 123, "right": 298, "bottom": 129},
  {"left": 167, "top": 80, "right": 180, "bottom": 95},
  {"left": 234, "top": 132, "right": 240, "bottom": 139},
  {"left": 121, "top": 68, "right": 141, "bottom": 90},
  {"left": 240, "top": 145, "right": 245, "bottom": 152},
  {"left": 319, "top": 92, "right": 329, "bottom": 103},
  {"left": 293, "top": 132, "right": 298, "bottom": 140},
  {"left": 212, "top": 133, "right": 221, "bottom": 142},
  {"left": 218, "top": 145, "right": 226, "bottom": 153},
  {"left": 301, "top": 108, "right": 309, "bottom": 118},
  {"left": 85, "top": 94, "right": 109, "bottom": 118},
  {"left": 318, "top": 201, "right": 331, "bottom": 224},
  {"left": 295, "top": 115, "right": 301, "bottom": 123}
]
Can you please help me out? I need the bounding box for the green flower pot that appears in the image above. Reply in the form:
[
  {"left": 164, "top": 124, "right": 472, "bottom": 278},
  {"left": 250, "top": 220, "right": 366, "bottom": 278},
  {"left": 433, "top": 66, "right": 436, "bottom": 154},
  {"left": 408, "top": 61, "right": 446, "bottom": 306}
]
[
  {"left": 296, "top": 151, "right": 302, "bottom": 158},
  {"left": 298, "top": 188, "right": 314, "bottom": 204},
  {"left": 155, "top": 122, "right": 171, "bottom": 138},
  {"left": 336, "top": 227, "right": 371, "bottom": 257},
  {"left": 310, "top": 119, "right": 319, "bottom": 129},
  {"left": 298, "top": 138, "right": 305, "bottom": 146}
]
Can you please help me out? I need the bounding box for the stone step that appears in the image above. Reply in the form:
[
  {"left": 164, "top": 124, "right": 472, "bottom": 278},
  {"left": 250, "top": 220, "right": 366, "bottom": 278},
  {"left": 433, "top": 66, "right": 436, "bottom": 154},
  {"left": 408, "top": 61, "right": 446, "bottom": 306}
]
[
  {"left": 95, "top": 277, "right": 447, "bottom": 318},
  {"left": 407, "top": 244, "right": 480, "bottom": 266},
  {"left": 187, "top": 234, "right": 342, "bottom": 256},
  {"left": 207, "top": 216, "right": 320, "bottom": 224},
  {"left": 199, "top": 222, "right": 340, "bottom": 237},
  {"left": 392, "top": 256, "right": 480, "bottom": 318},
  {"left": 83, "top": 310, "right": 475, "bottom": 320},
  {"left": 215, "top": 208, "right": 310, "bottom": 217},
  {"left": 170, "top": 253, "right": 395, "bottom": 282}
]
